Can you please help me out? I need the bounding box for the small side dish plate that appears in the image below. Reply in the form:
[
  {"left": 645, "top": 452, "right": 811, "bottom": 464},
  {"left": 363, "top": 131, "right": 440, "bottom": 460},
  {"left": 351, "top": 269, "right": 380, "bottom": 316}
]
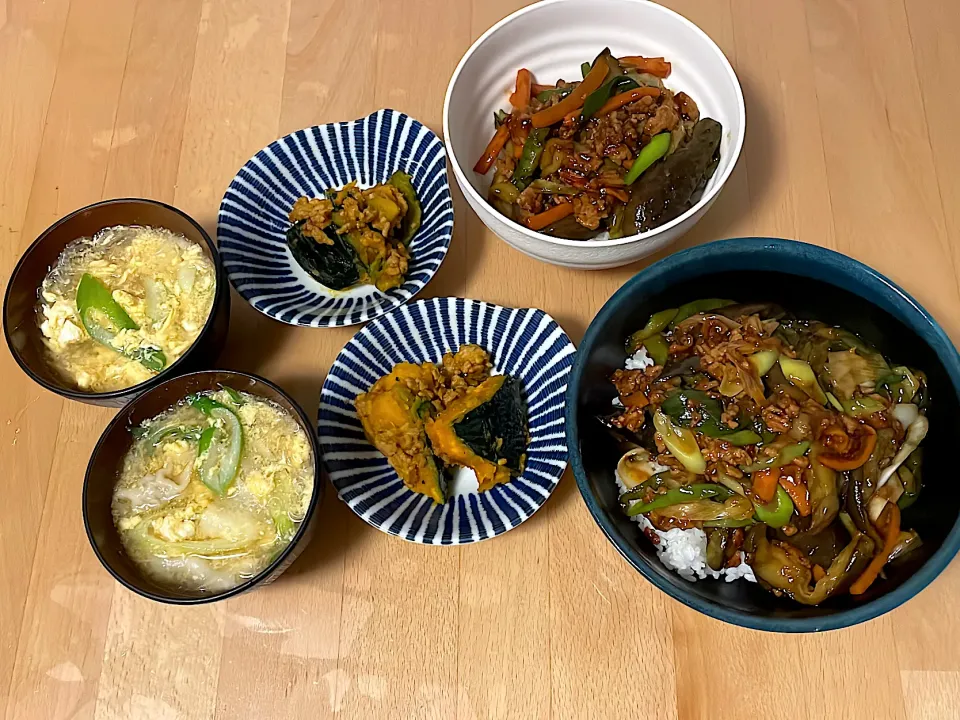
[
  {"left": 218, "top": 109, "right": 454, "bottom": 327},
  {"left": 319, "top": 297, "right": 575, "bottom": 544}
]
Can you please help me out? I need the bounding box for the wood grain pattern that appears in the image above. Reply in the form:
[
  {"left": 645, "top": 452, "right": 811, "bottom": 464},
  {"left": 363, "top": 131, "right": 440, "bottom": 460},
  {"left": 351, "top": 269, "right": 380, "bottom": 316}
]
[{"left": 1, "top": 1, "right": 959, "bottom": 718}]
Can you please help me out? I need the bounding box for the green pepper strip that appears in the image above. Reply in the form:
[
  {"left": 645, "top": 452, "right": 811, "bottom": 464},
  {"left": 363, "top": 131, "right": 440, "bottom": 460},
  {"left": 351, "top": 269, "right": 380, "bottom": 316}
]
[
  {"left": 513, "top": 128, "right": 550, "bottom": 191},
  {"left": 190, "top": 395, "right": 244, "bottom": 495},
  {"left": 619, "top": 471, "right": 669, "bottom": 505},
  {"left": 535, "top": 86, "right": 573, "bottom": 103},
  {"left": 626, "top": 308, "right": 678, "bottom": 354},
  {"left": 190, "top": 395, "right": 226, "bottom": 415},
  {"left": 76, "top": 273, "right": 167, "bottom": 372},
  {"left": 670, "top": 298, "right": 736, "bottom": 327},
  {"left": 660, "top": 388, "right": 761, "bottom": 445},
  {"left": 143, "top": 425, "right": 204, "bottom": 448},
  {"left": 581, "top": 76, "right": 640, "bottom": 122},
  {"left": 626, "top": 484, "right": 732, "bottom": 517},
  {"left": 741, "top": 441, "right": 811, "bottom": 473},
  {"left": 198, "top": 425, "right": 216, "bottom": 455},
  {"left": 581, "top": 61, "right": 592, "bottom": 78},
  {"left": 643, "top": 334, "right": 669, "bottom": 366},
  {"left": 624, "top": 132, "right": 671, "bottom": 185},
  {"left": 754, "top": 485, "right": 795, "bottom": 528},
  {"left": 720, "top": 430, "right": 763, "bottom": 446}
]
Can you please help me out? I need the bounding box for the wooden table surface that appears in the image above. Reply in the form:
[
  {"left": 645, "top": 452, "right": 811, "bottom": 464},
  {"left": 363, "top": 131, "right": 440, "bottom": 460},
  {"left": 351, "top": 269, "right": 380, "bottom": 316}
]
[{"left": 3, "top": 0, "right": 960, "bottom": 718}]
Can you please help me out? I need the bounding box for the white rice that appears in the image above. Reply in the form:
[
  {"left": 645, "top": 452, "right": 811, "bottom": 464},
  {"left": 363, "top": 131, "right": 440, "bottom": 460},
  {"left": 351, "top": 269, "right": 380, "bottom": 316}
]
[
  {"left": 615, "top": 349, "right": 756, "bottom": 584},
  {"left": 625, "top": 346, "right": 655, "bottom": 370}
]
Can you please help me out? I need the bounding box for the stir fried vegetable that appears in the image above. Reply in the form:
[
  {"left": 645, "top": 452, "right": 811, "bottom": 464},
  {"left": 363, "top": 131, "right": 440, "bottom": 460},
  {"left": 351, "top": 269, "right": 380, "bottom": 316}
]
[
  {"left": 605, "top": 299, "right": 930, "bottom": 606},
  {"left": 286, "top": 176, "right": 419, "bottom": 292},
  {"left": 190, "top": 395, "right": 244, "bottom": 495},
  {"left": 76, "top": 273, "right": 167, "bottom": 372},
  {"left": 476, "top": 50, "right": 721, "bottom": 239}
]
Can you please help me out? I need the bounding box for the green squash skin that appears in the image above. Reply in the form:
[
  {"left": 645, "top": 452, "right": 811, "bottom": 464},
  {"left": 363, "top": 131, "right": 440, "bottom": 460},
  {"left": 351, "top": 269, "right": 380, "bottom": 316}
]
[{"left": 454, "top": 375, "right": 529, "bottom": 474}]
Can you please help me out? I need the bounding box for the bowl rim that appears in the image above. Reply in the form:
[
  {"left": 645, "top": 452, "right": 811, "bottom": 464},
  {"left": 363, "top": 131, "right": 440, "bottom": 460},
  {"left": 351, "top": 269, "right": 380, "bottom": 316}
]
[
  {"left": 566, "top": 237, "right": 960, "bottom": 632},
  {"left": 442, "top": 0, "right": 746, "bottom": 249},
  {"left": 2, "top": 197, "right": 227, "bottom": 401},
  {"left": 217, "top": 108, "right": 454, "bottom": 328},
  {"left": 82, "top": 369, "right": 323, "bottom": 604}
]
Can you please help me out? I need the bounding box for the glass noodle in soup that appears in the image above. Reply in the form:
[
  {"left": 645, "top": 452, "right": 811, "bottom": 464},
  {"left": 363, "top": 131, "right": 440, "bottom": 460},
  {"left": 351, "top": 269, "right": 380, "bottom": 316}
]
[
  {"left": 112, "top": 388, "right": 314, "bottom": 594},
  {"left": 37, "top": 225, "right": 216, "bottom": 392}
]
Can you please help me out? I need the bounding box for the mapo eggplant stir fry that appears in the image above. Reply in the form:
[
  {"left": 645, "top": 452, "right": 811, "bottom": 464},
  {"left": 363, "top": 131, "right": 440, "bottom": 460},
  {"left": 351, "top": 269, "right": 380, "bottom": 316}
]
[
  {"left": 474, "top": 50, "right": 722, "bottom": 239},
  {"left": 606, "top": 300, "right": 930, "bottom": 605}
]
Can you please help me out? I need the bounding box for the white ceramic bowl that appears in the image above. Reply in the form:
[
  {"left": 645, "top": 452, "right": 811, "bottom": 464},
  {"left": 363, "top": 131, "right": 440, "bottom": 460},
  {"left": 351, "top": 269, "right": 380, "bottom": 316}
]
[{"left": 443, "top": 0, "right": 745, "bottom": 270}]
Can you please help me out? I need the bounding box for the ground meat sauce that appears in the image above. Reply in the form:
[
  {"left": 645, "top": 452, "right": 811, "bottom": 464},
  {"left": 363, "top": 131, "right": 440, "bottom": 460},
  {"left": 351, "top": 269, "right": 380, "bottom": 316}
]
[
  {"left": 475, "top": 51, "right": 721, "bottom": 239},
  {"left": 605, "top": 300, "right": 930, "bottom": 606}
]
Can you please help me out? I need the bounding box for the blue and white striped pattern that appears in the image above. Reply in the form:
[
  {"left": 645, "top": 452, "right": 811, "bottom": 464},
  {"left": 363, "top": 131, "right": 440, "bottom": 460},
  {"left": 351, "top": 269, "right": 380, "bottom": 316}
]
[
  {"left": 217, "top": 109, "right": 453, "bottom": 327},
  {"left": 319, "top": 297, "right": 576, "bottom": 544}
]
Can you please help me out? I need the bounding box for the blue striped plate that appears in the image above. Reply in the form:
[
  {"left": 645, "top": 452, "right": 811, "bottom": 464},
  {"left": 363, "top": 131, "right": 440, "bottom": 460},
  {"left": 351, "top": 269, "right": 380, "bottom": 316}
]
[
  {"left": 319, "top": 297, "right": 576, "bottom": 544},
  {"left": 217, "top": 109, "right": 453, "bottom": 327}
]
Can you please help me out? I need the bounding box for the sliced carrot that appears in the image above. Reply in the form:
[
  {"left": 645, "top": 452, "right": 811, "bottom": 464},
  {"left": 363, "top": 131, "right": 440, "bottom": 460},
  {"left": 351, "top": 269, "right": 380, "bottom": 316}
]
[
  {"left": 619, "top": 56, "right": 672, "bottom": 78},
  {"left": 473, "top": 124, "right": 510, "bottom": 174},
  {"left": 594, "top": 87, "right": 661, "bottom": 117},
  {"left": 532, "top": 62, "right": 609, "bottom": 128},
  {"left": 509, "top": 68, "right": 533, "bottom": 112},
  {"left": 524, "top": 202, "right": 574, "bottom": 231},
  {"left": 812, "top": 564, "right": 827, "bottom": 582},
  {"left": 819, "top": 424, "right": 877, "bottom": 471},
  {"left": 751, "top": 467, "right": 781, "bottom": 504},
  {"left": 532, "top": 83, "right": 556, "bottom": 94},
  {"left": 850, "top": 502, "right": 900, "bottom": 595},
  {"left": 778, "top": 468, "right": 811, "bottom": 516}
]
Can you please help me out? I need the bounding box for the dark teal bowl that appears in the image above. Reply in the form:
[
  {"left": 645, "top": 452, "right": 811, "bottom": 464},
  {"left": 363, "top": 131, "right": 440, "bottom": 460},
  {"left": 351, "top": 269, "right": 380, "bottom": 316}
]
[{"left": 566, "top": 238, "right": 960, "bottom": 632}]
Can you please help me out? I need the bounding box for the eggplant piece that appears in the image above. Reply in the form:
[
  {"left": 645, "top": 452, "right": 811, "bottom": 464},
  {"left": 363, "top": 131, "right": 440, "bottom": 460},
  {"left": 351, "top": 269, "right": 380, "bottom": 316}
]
[
  {"left": 750, "top": 526, "right": 875, "bottom": 606},
  {"left": 776, "top": 522, "right": 849, "bottom": 569},
  {"left": 595, "top": 414, "right": 644, "bottom": 449},
  {"left": 287, "top": 221, "right": 360, "bottom": 290},
  {"left": 660, "top": 355, "right": 701, "bottom": 380},
  {"left": 541, "top": 214, "right": 598, "bottom": 240},
  {"left": 706, "top": 528, "right": 729, "bottom": 571},
  {"left": 596, "top": 412, "right": 659, "bottom": 452},
  {"left": 621, "top": 118, "right": 722, "bottom": 235}
]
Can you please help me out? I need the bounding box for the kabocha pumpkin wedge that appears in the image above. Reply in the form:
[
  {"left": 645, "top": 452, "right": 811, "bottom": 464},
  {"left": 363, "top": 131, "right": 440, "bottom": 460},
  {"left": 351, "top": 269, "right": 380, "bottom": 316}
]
[
  {"left": 354, "top": 345, "right": 529, "bottom": 503},
  {"left": 355, "top": 377, "right": 447, "bottom": 504},
  {"left": 425, "top": 375, "right": 528, "bottom": 492}
]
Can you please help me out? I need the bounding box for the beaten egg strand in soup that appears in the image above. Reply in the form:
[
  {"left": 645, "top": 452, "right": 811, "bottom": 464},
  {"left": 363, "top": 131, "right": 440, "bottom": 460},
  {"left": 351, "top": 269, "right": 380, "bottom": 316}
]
[
  {"left": 37, "top": 225, "right": 216, "bottom": 392},
  {"left": 112, "top": 389, "right": 315, "bottom": 593}
]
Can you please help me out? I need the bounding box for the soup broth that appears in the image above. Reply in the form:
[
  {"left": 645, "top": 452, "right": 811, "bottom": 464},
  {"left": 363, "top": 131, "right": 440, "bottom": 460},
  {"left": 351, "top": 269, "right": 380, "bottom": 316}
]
[
  {"left": 38, "top": 225, "right": 216, "bottom": 392},
  {"left": 112, "top": 388, "right": 314, "bottom": 593}
]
